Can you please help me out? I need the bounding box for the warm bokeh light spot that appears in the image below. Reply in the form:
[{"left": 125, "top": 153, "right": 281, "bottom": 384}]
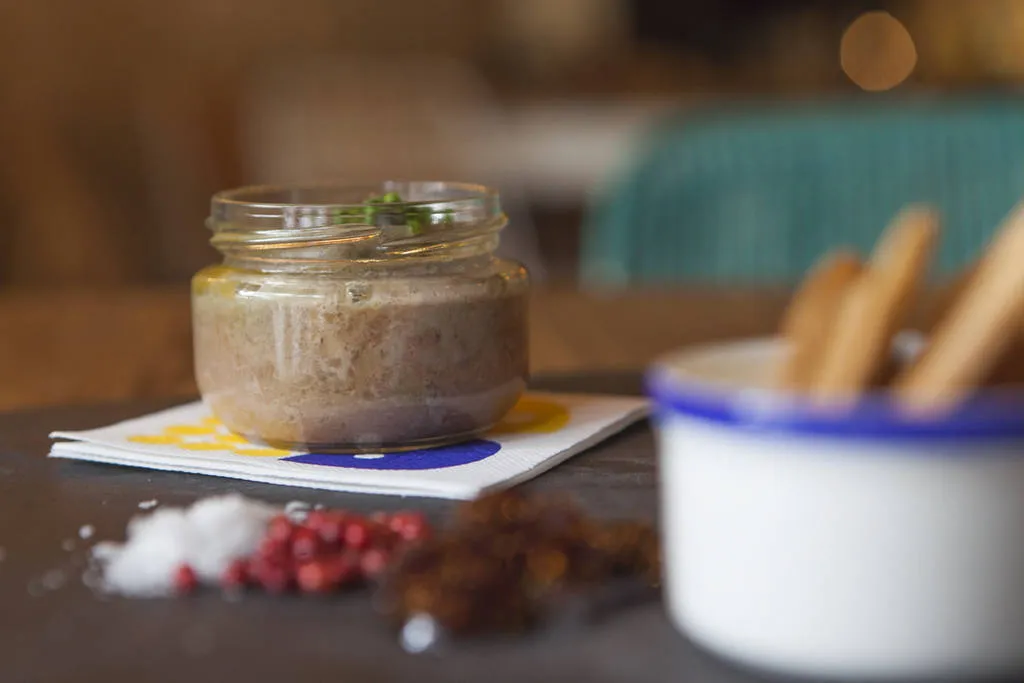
[{"left": 841, "top": 11, "right": 917, "bottom": 92}]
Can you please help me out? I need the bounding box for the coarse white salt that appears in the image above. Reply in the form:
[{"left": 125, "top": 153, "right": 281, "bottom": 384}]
[
  {"left": 79, "top": 524, "right": 95, "bottom": 540},
  {"left": 92, "top": 494, "right": 277, "bottom": 597},
  {"left": 138, "top": 499, "right": 159, "bottom": 510},
  {"left": 284, "top": 500, "right": 311, "bottom": 522}
]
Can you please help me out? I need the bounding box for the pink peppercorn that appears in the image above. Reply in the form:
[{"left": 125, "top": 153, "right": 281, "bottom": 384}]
[{"left": 174, "top": 564, "right": 199, "bottom": 594}]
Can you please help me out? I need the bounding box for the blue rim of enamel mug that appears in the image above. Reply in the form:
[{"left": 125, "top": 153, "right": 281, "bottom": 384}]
[{"left": 646, "top": 339, "right": 1024, "bottom": 441}]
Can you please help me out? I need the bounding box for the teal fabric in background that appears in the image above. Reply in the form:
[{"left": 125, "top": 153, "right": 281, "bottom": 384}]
[{"left": 581, "top": 98, "right": 1024, "bottom": 287}]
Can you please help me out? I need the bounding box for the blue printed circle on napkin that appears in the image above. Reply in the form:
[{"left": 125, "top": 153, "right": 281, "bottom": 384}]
[{"left": 282, "top": 439, "right": 501, "bottom": 470}]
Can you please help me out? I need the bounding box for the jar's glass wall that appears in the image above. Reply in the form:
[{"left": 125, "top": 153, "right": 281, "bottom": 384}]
[{"left": 192, "top": 183, "right": 529, "bottom": 453}]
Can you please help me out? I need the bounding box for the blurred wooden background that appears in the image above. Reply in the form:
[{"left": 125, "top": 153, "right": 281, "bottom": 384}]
[
  {"left": 0, "top": 0, "right": 500, "bottom": 286},
  {"left": 3, "top": 0, "right": 1024, "bottom": 409},
  {"left": 8, "top": 0, "right": 1024, "bottom": 288}
]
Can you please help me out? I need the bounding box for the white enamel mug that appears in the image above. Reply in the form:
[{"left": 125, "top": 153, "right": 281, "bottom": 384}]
[{"left": 648, "top": 338, "right": 1024, "bottom": 681}]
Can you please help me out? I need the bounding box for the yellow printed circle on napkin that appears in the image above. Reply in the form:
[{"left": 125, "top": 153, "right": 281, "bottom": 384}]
[
  {"left": 488, "top": 396, "right": 570, "bottom": 437},
  {"left": 126, "top": 396, "right": 570, "bottom": 457},
  {"left": 128, "top": 419, "right": 289, "bottom": 457}
]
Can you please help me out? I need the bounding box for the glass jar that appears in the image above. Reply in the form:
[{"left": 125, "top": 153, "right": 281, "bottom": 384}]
[{"left": 192, "top": 182, "right": 529, "bottom": 453}]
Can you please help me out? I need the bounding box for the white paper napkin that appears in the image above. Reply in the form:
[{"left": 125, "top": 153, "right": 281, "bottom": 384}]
[{"left": 49, "top": 392, "right": 649, "bottom": 500}]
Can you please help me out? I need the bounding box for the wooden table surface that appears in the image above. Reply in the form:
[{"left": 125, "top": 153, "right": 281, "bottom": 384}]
[{"left": 0, "top": 287, "right": 792, "bottom": 412}]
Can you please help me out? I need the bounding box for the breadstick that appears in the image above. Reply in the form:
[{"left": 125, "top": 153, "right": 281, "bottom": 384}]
[
  {"left": 986, "top": 332, "right": 1024, "bottom": 387},
  {"left": 777, "top": 251, "right": 863, "bottom": 391},
  {"left": 897, "top": 202, "right": 1024, "bottom": 408},
  {"left": 919, "top": 262, "right": 977, "bottom": 335},
  {"left": 810, "top": 206, "right": 939, "bottom": 403},
  {"left": 985, "top": 283, "right": 1024, "bottom": 387},
  {"left": 875, "top": 353, "right": 905, "bottom": 388}
]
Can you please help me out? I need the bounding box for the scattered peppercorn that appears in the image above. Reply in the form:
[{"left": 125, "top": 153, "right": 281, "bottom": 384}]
[
  {"left": 221, "top": 559, "right": 249, "bottom": 590},
  {"left": 167, "top": 507, "right": 438, "bottom": 597},
  {"left": 173, "top": 564, "right": 199, "bottom": 594}
]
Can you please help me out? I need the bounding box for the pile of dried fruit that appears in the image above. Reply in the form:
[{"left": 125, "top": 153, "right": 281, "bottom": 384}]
[
  {"left": 378, "top": 491, "right": 660, "bottom": 640},
  {"left": 175, "top": 508, "right": 432, "bottom": 595}
]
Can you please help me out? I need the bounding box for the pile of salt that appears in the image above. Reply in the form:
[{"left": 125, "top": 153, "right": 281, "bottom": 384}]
[{"left": 92, "top": 494, "right": 276, "bottom": 597}]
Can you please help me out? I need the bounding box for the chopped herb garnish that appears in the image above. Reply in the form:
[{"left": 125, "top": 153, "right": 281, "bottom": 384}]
[
  {"left": 406, "top": 206, "right": 434, "bottom": 236},
  {"left": 330, "top": 206, "right": 365, "bottom": 225},
  {"left": 326, "top": 191, "right": 450, "bottom": 236}
]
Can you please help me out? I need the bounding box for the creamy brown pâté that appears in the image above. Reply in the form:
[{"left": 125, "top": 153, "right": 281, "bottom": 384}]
[{"left": 192, "top": 264, "right": 529, "bottom": 451}]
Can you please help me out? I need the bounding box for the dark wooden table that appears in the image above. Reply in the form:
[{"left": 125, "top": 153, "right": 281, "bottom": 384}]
[{"left": 0, "top": 372, "right": 786, "bottom": 683}]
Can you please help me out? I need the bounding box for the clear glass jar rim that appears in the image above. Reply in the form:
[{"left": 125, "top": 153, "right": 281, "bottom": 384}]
[
  {"left": 211, "top": 180, "right": 500, "bottom": 221},
  {"left": 207, "top": 180, "right": 506, "bottom": 259}
]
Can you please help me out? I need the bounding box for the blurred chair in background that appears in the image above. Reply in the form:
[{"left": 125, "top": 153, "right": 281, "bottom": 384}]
[{"left": 581, "top": 98, "right": 1024, "bottom": 286}]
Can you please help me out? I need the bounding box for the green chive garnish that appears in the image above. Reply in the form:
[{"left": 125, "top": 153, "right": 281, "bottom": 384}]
[{"left": 328, "top": 191, "right": 449, "bottom": 236}]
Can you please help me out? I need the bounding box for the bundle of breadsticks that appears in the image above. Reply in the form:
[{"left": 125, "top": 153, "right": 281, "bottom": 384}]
[{"left": 777, "top": 203, "right": 1024, "bottom": 411}]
